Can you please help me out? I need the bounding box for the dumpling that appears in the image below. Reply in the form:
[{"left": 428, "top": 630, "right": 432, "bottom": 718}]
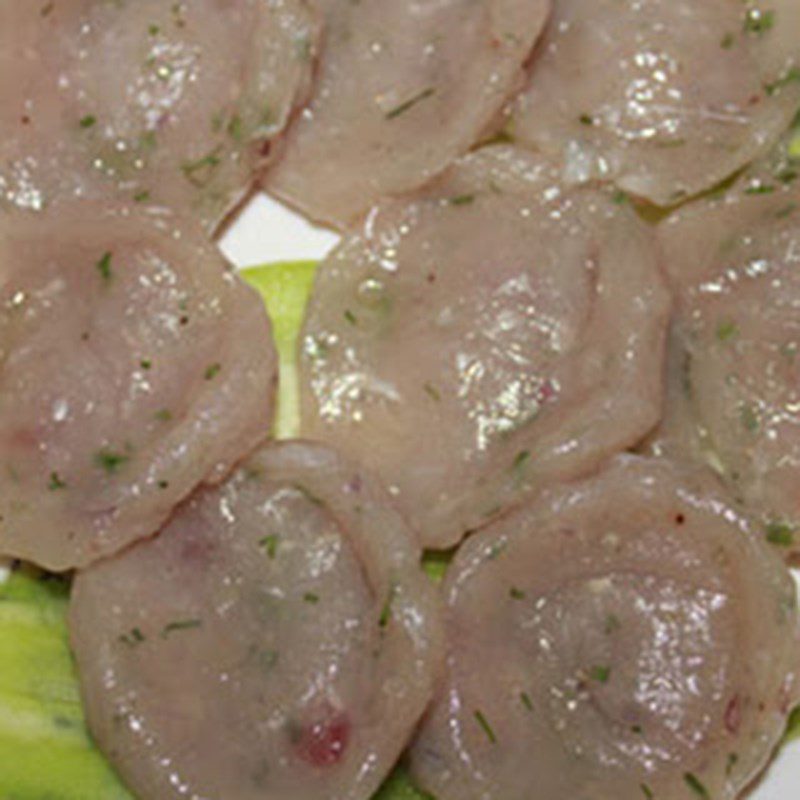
[
  {"left": 298, "top": 146, "right": 670, "bottom": 548},
  {"left": 70, "top": 441, "right": 444, "bottom": 800},
  {"left": 264, "top": 0, "right": 552, "bottom": 227},
  {"left": 0, "top": 0, "right": 320, "bottom": 232},
  {"left": 510, "top": 0, "right": 800, "bottom": 206},
  {"left": 655, "top": 173, "right": 800, "bottom": 556},
  {"left": 410, "top": 456, "right": 800, "bottom": 800},
  {"left": 0, "top": 205, "right": 277, "bottom": 570}
]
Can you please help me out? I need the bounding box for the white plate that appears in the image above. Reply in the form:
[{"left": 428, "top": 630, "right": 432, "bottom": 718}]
[{"left": 221, "top": 191, "right": 800, "bottom": 800}]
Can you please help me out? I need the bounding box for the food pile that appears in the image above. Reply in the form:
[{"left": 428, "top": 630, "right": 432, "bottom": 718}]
[{"left": 1, "top": 2, "right": 800, "bottom": 799}]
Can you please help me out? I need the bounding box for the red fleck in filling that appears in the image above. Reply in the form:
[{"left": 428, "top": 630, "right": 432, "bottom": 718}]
[{"left": 293, "top": 706, "right": 351, "bottom": 768}]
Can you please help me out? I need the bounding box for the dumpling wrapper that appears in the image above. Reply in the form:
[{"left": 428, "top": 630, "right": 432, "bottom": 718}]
[
  {"left": 0, "top": 205, "right": 277, "bottom": 570},
  {"left": 0, "top": 0, "right": 319, "bottom": 232},
  {"left": 264, "top": 0, "right": 552, "bottom": 227},
  {"left": 510, "top": 0, "right": 800, "bottom": 206},
  {"left": 70, "top": 441, "right": 444, "bottom": 800},
  {"left": 298, "top": 146, "right": 670, "bottom": 548},
  {"left": 410, "top": 456, "right": 800, "bottom": 800}
]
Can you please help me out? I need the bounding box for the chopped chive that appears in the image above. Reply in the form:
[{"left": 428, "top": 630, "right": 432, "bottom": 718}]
[
  {"left": 509, "top": 587, "right": 526, "bottom": 600},
  {"left": 204, "top": 363, "right": 222, "bottom": 380},
  {"left": 48, "top": 472, "right": 67, "bottom": 491},
  {"left": 513, "top": 450, "right": 531, "bottom": 474},
  {"left": 449, "top": 194, "right": 475, "bottom": 206},
  {"left": 303, "top": 592, "right": 320, "bottom": 605},
  {"left": 140, "top": 359, "right": 152, "bottom": 370},
  {"left": 579, "top": 113, "right": 594, "bottom": 126},
  {"left": 720, "top": 32, "right": 735, "bottom": 49},
  {"left": 612, "top": 189, "right": 629, "bottom": 205},
  {"left": 520, "top": 691, "right": 533, "bottom": 712},
  {"left": 161, "top": 619, "right": 202, "bottom": 638},
  {"left": 148, "top": 24, "right": 160, "bottom": 36},
  {"left": 385, "top": 87, "right": 436, "bottom": 120},
  {"left": 640, "top": 784, "right": 654, "bottom": 800},
  {"left": 727, "top": 752, "right": 739, "bottom": 775},
  {"left": 259, "top": 534, "right": 279, "bottom": 559},
  {"left": 157, "top": 480, "right": 169, "bottom": 490},
  {"left": 744, "top": 183, "right": 775, "bottom": 195},
  {"left": 96, "top": 251, "right": 113, "bottom": 282},
  {"left": 226, "top": 113, "right": 243, "bottom": 141},
  {"left": 79, "top": 114, "right": 97, "bottom": 129},
  {"left": 684, "top": 772, "right": 709, "bottom": 798},
  {"left": 343, "top": 309, "right": 358, "bottom": 326},
  {"left": 133, "top": 189, "right": 151, "bottom": 203},
  {"left": 473, "top": 710, "right": 497, "bottom": 744},
  {"left": 740, "top": 404, "right": 759, "bottom": 432},
  {"left": 589, "top": 665, "right": 611, "bottom": 683}
]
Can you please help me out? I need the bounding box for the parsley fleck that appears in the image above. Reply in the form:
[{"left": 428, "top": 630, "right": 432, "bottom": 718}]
[
  {"left": 140, "top": 359, "right": 152, "bottom": 370},
  {"left": 684, "top": 772, "right": 709, "bottom": 798},
  {"left": 744, "top": 183, "right": 775, "bottom": 195},
  {"left": 474, "top": 710, "right": 497, "bottom": 744},
  {"left": 509, "top": 587, "right": 526, "bottom": 600},
  {"left": 589, "top": 665, "right": 611, "bottom": 683},
  {"left": 766, "top": 67, "right": 800, "bottom": 96},
  {"left": 161, "top": 619, "right": 202, "bottom": 638},
  {"left": 612, "top": 189, "right": 629, "bottom": 205},
  {"left": 740, "top": 404, "right": 759, "bottom": 432},
  {"left": 94, "top": 449, "right": 129, "bottom": 474},
  {"left": 259, "top": 534, "right": 279, "bottom": 559},
  {"left": 727, "top": 752, "right": 739, "bottom": 775},
  {"left": 180, "top": 146, "right": 223, "bottom": 188},
  {"left": 48, "top": 472, "right": 67, "bottom": 491},
  {"left": 721, "top": 32, "right": 735, "bottom": 49},
  {"left": 96, "top": 251, "right": 113, "bottom": 282},
  {"left": 133, "top": 189, "right": 151, "bottom": 203},
  {"left": 303, "top": 592, "right": 320, "bottom": 605},
  {"left": 379, "top": 584, "right": 398, "bottom": 629},
  {"left": 119, "top": 627, "right": 145, "bottom": 647},
  {"left": 226, "top": 113, "right": 243, "bottom": 141},
  {"left": 343, "top": 309, "right": 358, "bottom": 326},
  {"left": 204, "top": 363, "right": 222, "bottom": 380},
  {"left": 766, "top": 521, "right": 795, "bottom": 547},
  {"left": 449, "top": 194, "right": 475, "bottom": 206},
  {"left": 520, "top": 691, "right": 533, "bottom": 712},
  {"left": 743, "top": 8, "right": 775, "bottom": 35},
  {"left": 640, "top": 784, "right": 654, "bottom": 800},
  {"left": 154, "top": 408, "right": 172, "bottom": 423},
  {"left": 385, "top": 87, "right": 436, "bottom": 120},
  {"left": 716, "top": 320, "right": 739, "bottom": 342},
  {"left": 579, "top": 113, "right": 594, "bottom": 126},
  {"left": 423, "top": 382, "right": 441, "bottom": 401},
  {"left": 513, "top": 450, "right": 531, "bottom": 474},
  {"left": 79, "top": 115, "right": 97, "bottom": 129}
]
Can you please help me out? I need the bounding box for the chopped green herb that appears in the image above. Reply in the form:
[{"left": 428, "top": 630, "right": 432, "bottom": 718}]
[
  {"left": 520, "top": 691, "right": 533, "bottom": 712},
  {"left": 140, "top": 359, "right": 152, "bottom": 370},
  {"left": 743, "top": 8, "right": 775, "bottom": 34},
  {"left": 96, "top": 251, "right": 113, "bottom": 282},
  {"left": 119, "top": 627, "right": 145, "bottom": 647},
  {"left": 684, "top": 772, "right": 709, "bottom": 798},
  {"left": 379, "top": 584, "right": 398, "bottom": 629},
  {"left": 343, "top": 309, "right": 358, "bottom": 326},
  {"left": 94, "top": 449, "right": 129, "bottom": 474},
  {"left": 640, "top": 784, "right": 654, "bottom": 800},
  {"left": 486, "top": 540, "right": 507, "bottom": 561},
  {"left": 631, "top": 725, "right": 643, "bottom": 734},
  {"left": 785, "top": 706, "right": 800, "bottom": 742},
  {"left": 79, "top": 115, "right": 97, "bottom": 129},
  {"left": 727, "top": 752, "right": 739, "bottom": 775},
  {"left": 509, "top": 587, "right": 526, "bottom": 600},
  {"left": 449, "top": 194, "right": 475, "bottom": 206},
  {"left": 154, "top": 408, "right": 172, "bottom": 423},
  {"left": 385, "top": 87, "right": 436, "bottom": 120},
  {"left": 161, "top": 619, "right": 202, "bottom": 638},
  {"left": 765, "top": 66, "right": 800, "bottom": 95},
  {"left": 473, "top": 710, "right": 497, "bottom": 744},
  {"left": 604, "top": 614, "right": 621, "bottom": 634},
  {"left": 513, "top": 450, "right": 531, "bottom": 474},
  {"left": 294, "top": 484, "right": 324, "bottom": 507},
  {"left": 740, "top": 404, "right": 759, "bottom": 432},
  {"left": 423, "top": 382, "right": 441, "bottom": 401},
  {"left": 226, "top": 113, "right": 243, "bottom": 141},
  {"left": 579, "top": 113, "right": 594, "bottom": 126},
  {"left": 766, "top": 521, "right": 795, "bottom": 547},
  {"left": 148, "top": 24, "right": 161, "bottom": 36},
  {"left": 720, "top": 32, "right": 735, "bottom": 49},
  {"left": 157, "top": 480, "right": 169, "bottom": 490},
  {"left": 48, "top": 472, "right": 67, "bottom": 491},
  {"left": 589, "top": 665, "right": 611, "bottom": 683},
  {"left": 303, "top": 592, "right": 320, "bottom": 605},
  {"left": 133, "top": 189, "right": 151, "bottom": 203},
  {"left": 259, "top": 534, "right": 279, "bottom": 559},
  {"left": 744, "top": 183, "right": 775, "bottom": 195},
  {"left": 716, "top": 320, "right": 739, "bottom": 341},
  {"left": 612, "top": 189, "right": 629, "bottom": 205},
  {"left": 40, "top": 2, "right": 55, "bottom": 16},
  {"left": 180, "top": 146, "right": 223, "bottom": 188},
  {"left": 204, "top": 363, "right": 222, "bottom": 380}
]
